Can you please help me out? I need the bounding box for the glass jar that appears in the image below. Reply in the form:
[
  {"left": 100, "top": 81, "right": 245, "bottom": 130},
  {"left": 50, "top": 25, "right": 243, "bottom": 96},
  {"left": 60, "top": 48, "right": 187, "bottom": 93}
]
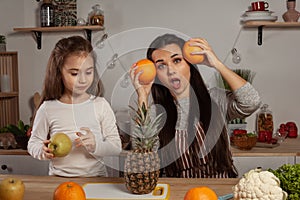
[
  {"left": 88, "top": 4, "right": 104, "bottom": 26},
  {"left": 257, "top": 104, "right": 274, "bottom": 142}
]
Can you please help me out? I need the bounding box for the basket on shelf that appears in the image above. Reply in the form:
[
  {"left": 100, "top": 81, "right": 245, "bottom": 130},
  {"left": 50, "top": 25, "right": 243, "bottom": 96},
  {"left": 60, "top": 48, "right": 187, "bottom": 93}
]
[{"left": 233, "top": 134, "right": 257, "bottom": 150}]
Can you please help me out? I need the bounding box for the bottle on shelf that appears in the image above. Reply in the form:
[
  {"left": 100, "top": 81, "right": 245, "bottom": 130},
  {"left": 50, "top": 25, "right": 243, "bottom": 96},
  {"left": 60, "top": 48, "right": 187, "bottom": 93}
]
[
  {"left": 40, "top": 0, "right": 54, "bottom": 27},
  {"left": 282, "top": 0, "right": 300, "bottom": 22},
  {"left": 256, "top": 104, "right": 274, "bottom": 143},
  {"left": 88, "top": 4, "right": 104, "bottom": 26}
]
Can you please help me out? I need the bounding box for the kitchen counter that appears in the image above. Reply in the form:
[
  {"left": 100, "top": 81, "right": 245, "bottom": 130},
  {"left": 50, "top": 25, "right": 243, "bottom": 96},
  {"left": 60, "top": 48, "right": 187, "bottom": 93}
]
[
  {"left": 0, "top": 137, "right": 299, "bottom": 157},
  {"left": 0, "top": 174, "right": 238, "bottom": 199},
  {"left": 231, "top": 137, "right": 300, "bottom": 157},
  {"left": 0, "top": 137, "right": 300, "bottom": 157}
]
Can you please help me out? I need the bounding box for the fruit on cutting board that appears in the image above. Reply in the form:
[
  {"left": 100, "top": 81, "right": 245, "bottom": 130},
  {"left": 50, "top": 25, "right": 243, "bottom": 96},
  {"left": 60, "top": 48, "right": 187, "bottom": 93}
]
[
  {"left": 184, "top": 186, "right": 218, "bottom": 200},
  {"left": 124, "top": 102, "right": 163, "bottom": 194},
  {"left": 183, "top": 40, "right": 204, "bottom": 64},
  {"left": 133, "top": 59, "right": 156, "bottom": 85},
  {"left": 0, "top": 177, "right": 25, "bottom": 200},
  {"left": 48, "top": 133, "right": 72, "bottom": 157},
  {"left": 53, "top": 181, "right": 86, "bottom": 200}
]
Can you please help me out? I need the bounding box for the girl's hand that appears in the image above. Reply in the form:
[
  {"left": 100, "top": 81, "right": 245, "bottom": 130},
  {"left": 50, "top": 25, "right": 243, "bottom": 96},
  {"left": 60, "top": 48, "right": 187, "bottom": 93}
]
[
  {"left": 42, "top": 140, "right": 54, "bottom": 159},
  {"left": 187, "top": 38, "right": 223, "bottom": 69},
  {"left": 129, "top": 63, "right": 153, "bottom": 106},
  {"left": 75, "top": 127, "right": 96, "bottom": 153}
]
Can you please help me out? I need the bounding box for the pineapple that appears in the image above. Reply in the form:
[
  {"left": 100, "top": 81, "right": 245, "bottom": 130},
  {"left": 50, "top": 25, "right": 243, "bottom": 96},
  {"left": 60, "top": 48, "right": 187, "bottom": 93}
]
[{"left": 124, "top": 102, "right": 163, "bottom": 194}]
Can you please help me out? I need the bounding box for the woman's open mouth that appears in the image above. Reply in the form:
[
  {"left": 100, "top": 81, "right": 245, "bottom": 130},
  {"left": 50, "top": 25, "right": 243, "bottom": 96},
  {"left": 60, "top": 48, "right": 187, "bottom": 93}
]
[{"left": 170, "top": 78, "right": 181, "bottom": 90}]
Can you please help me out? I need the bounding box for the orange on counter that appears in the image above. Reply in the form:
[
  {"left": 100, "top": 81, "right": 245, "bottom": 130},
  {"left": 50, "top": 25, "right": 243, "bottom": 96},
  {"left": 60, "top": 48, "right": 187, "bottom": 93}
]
[
  {"left": 134, "top": 59, "right": 156, "bottom": 85},
  {"left": 184, "top": 186, "right": 218, "bottom": 200},
  {"left": 183, "top": 41, "right": 204, "bottom": 64},
  {"left": 53, "top": 181, "right": 86, "bottom": 200}
]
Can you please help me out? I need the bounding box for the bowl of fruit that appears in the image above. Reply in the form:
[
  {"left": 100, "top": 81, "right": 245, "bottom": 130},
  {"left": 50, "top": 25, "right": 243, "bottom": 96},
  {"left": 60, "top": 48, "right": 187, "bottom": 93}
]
[{"left": 232, "top": 130, "right": 257, "bottom": 150}]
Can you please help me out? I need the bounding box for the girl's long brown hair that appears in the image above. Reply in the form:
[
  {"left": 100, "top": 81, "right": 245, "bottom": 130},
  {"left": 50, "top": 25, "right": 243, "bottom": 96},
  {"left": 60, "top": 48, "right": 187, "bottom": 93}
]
[{"left": 31, "top": 36, "right": 103, "bottom": 125}]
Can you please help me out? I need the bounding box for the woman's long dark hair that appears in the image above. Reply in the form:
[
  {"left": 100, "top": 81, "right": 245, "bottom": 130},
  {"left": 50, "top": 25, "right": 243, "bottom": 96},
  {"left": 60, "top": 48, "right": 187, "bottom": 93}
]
[{"left": 147, "top": 34, "right": 237, "bottom": 177}]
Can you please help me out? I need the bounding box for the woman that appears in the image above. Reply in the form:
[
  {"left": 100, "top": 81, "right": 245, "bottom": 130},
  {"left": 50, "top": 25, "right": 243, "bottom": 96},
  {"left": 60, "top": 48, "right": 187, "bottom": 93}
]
[{"left": 130, "top": 33, "right": 261, "bottom": 178}]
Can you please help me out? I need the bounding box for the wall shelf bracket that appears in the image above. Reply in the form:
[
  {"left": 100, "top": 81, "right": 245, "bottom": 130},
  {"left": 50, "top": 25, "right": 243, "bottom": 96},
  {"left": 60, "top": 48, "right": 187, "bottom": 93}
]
[
  {"left": 33, "top": 31, "right": 42, "bottom": 49},
  {"left": 85, "top": 29, "right": 92, "bottom": 42},
  {"left": 257, "top": 25, "right": 263, "bottom": 46}
]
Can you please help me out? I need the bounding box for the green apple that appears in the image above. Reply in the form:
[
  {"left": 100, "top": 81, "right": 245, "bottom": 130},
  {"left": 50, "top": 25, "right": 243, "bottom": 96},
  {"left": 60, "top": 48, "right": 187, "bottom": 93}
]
[
  {"left": 0, "top": 177, "right": 25, "bottom": 200},
  {"left": 48, "top": 132, "right": 72, "bottom": 157}
]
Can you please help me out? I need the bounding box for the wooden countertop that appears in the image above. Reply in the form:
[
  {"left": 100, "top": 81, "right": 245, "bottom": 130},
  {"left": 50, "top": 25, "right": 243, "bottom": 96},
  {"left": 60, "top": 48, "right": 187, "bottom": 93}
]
[
  {"left": 1, "top": 137, "right": 299, "bottom": 157},
  {"left": 231, "top": 137, "right": 300, "bottom": 157},
  {"left": 0, "top": 174, "right": 238, "bottom": 200}
]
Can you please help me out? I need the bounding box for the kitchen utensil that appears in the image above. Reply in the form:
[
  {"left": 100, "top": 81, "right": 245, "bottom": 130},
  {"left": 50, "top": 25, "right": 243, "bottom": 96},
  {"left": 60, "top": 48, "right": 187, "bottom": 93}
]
[{"left": 218, "top": 193, "right": 234, "bottom": 200}]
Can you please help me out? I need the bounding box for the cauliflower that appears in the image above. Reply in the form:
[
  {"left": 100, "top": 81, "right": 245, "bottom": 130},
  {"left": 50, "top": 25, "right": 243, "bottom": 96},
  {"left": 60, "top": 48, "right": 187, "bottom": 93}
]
[{"left": 233, "top": 168, "right": 288, "bottom": 200}]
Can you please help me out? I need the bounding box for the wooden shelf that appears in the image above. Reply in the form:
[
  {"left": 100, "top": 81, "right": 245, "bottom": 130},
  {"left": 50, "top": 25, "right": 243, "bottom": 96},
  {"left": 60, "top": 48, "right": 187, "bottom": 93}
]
[
  {"left": 243, "top": 21, "right": 300, "bottom": 28},
  {"left": 0, "top": 92, "right": 18, "bottom": 98},
  {"left": 242, "top": 21, "right": 300, "bottom": 45},
  {"left": 13, "top": 25, "right": 105, "bottom": 49},
  {"left": 0, "top": 52, "right": 19, "bottom": 127}
]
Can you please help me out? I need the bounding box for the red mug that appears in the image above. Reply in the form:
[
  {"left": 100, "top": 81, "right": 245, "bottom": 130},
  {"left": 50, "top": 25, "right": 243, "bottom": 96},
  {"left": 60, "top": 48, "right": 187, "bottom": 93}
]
[{"left": 251, "top": 1, "right": 269, "bottom": 11}]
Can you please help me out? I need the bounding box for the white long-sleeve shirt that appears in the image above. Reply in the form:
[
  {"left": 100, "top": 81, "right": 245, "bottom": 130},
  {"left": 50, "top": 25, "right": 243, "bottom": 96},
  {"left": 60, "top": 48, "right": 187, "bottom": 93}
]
[{"left": 28, "top": 96, "right": 122, "bottom": 177}]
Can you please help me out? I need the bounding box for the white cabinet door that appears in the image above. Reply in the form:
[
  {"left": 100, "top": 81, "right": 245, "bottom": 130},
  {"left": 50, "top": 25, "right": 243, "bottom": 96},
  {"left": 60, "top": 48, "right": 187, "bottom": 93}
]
[
  {"left": 233, "top": 156, "right": 294, "bottom": 177},
  {"left": 296, "top": 157, "right": 300, "bottom": 164},
  {"left": 0, "top": 155, "right": 49, "bottom": 176}
]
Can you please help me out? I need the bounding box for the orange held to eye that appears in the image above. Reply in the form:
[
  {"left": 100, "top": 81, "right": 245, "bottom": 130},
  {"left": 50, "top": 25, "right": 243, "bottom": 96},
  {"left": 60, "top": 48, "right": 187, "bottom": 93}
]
[
  {"left": 184, "top": 186, "right": 218, "bottom": 200},
  {"left": 53, "top": 181, "right": 86, "bottom": 200},
  {"left": 183, "top": 41, "right": 204, "bottom": 64},
  {"left": 134, "top": 59, "right": 156, "bottom": 85}
]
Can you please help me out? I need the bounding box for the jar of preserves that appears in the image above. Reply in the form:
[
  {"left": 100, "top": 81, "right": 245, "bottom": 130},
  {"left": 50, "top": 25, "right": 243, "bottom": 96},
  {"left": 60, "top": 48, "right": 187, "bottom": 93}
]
[
  {"left": 257, "top": 104, "right": 274, "bottom": 142},
  {"left": 88, "top": 4, "right": 104, "bottom": 26}
]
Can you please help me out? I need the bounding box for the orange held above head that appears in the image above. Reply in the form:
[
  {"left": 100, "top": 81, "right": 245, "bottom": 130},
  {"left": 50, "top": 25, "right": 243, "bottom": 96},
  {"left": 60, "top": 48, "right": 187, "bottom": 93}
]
[
  {"left": 183, "top": 40, "right": 204, "bottom": 64},
  {"left": 133, "top": 59, "right": 156, "bottom": 85}
]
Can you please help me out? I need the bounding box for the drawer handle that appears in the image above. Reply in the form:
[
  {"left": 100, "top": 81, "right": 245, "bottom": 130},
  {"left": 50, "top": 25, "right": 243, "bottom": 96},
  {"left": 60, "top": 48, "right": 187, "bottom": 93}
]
[
  {"left": 1, "top": 165, "right": 12, "bottom": 172},
  {"left": 1, "top": 165, "right": 8, "bottom": 170}
]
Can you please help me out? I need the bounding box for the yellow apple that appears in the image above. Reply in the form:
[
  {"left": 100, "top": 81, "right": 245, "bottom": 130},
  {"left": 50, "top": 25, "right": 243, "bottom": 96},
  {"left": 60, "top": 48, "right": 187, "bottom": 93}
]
[
  {"left": 48, "top": 133, "right": 72, "bottom": 157},
  {"left": 0, "top": 177, "right": 25, "bottom": 200}
]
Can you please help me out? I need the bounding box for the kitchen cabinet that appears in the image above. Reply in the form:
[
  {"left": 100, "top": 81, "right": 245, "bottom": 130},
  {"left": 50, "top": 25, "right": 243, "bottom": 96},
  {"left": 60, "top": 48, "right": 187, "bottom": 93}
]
[
  {"left": 231, "top": 137, "right": 300, "bottom": 177},
  {"left": 0, "top": 155, "right": 49, "bottom": 175},
  {"left": 242, "top": 21, "right": 300, "bottom": 45},
  {"left": 0, "top": 52, "right": 19, "bottom": 128},
  {"left": 13, "top": 25, "right": 104, "bottom": 49},
  {"left": 233, "top": 156, "right": 294, "bottom": 177}
]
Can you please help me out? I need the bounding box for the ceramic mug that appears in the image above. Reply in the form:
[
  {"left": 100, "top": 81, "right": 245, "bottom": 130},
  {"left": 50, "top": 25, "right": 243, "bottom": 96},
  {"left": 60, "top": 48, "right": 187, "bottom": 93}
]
[{"left": 251, "top": 1, "right": 269, "bottom": 11}]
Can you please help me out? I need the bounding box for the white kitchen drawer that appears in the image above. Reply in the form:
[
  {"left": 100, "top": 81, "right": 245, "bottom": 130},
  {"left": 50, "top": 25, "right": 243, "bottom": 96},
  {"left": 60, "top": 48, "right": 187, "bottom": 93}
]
[{"left": 0, "top": 155, "right": 49, "bottom": 176}]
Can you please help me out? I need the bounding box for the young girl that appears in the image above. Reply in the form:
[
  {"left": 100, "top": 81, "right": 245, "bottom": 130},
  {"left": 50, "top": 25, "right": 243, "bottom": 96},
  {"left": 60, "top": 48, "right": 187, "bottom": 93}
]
[
  {"left": 28, "top": 36, "right": 122, "bottom": 177},
  {"left": 130, "top": 34, "right": 261, "bottom": 178}
]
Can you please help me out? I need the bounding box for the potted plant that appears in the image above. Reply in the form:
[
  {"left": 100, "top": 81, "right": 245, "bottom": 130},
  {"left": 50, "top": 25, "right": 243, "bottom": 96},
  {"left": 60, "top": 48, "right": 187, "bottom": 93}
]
[
  {"left": 216, "top": 69, "right": 256, "bottom": 136},
  {"left": 0, "top": 35, "right": 6, "bottom": 52}
]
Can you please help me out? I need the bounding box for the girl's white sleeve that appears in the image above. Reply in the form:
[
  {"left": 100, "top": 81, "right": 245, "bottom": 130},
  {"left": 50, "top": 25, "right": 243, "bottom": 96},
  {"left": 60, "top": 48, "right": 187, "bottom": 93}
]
[
  {"left": 92, "top": 99, "right": 122, "bottom": 157},
  {"left": 27, "top": 103, "right": 50, "bottom": 160}
]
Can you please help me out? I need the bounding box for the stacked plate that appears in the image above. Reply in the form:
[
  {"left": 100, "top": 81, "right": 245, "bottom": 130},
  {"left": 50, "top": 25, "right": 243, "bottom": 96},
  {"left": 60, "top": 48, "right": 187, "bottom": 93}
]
[{"left": 241, "top": 10, "right": 278, "bottom": 22}]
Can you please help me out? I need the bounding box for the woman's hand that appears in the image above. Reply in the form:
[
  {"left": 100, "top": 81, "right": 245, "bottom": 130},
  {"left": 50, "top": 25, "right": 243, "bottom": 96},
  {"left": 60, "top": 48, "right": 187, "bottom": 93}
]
[
  {"left": 188, "top": 38, "right": 246, "bottom": 90},
  {"left": 75, "top": 127, "right": 96, "bottom": 153},
  {"left": 42, "top": 140, "right": 54, "bottom": 159},
  {"left": 130, "top": 63, "right": 153, "bottom": 107},
  {"left": 186, "top": 38, "right": 223, "bottom": 69}
]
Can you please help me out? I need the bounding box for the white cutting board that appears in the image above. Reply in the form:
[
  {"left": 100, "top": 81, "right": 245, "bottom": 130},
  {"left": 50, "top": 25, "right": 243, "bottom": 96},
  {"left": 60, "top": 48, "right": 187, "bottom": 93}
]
[{"left": 83, "top": 183, "right": 170, "bottom": 200}]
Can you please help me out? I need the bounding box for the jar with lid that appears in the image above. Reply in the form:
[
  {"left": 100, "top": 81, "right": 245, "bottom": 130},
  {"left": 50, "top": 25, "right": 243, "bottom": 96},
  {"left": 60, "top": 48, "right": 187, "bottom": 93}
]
[
  {"left": 88, "top": 4, "right": 104, "bottom": 26},
  {"left": 256, "top": 104, "right": 274, "bottom": 142},
  {"left": 40, "top": 0, "right": 54, "bottom": 27}
]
